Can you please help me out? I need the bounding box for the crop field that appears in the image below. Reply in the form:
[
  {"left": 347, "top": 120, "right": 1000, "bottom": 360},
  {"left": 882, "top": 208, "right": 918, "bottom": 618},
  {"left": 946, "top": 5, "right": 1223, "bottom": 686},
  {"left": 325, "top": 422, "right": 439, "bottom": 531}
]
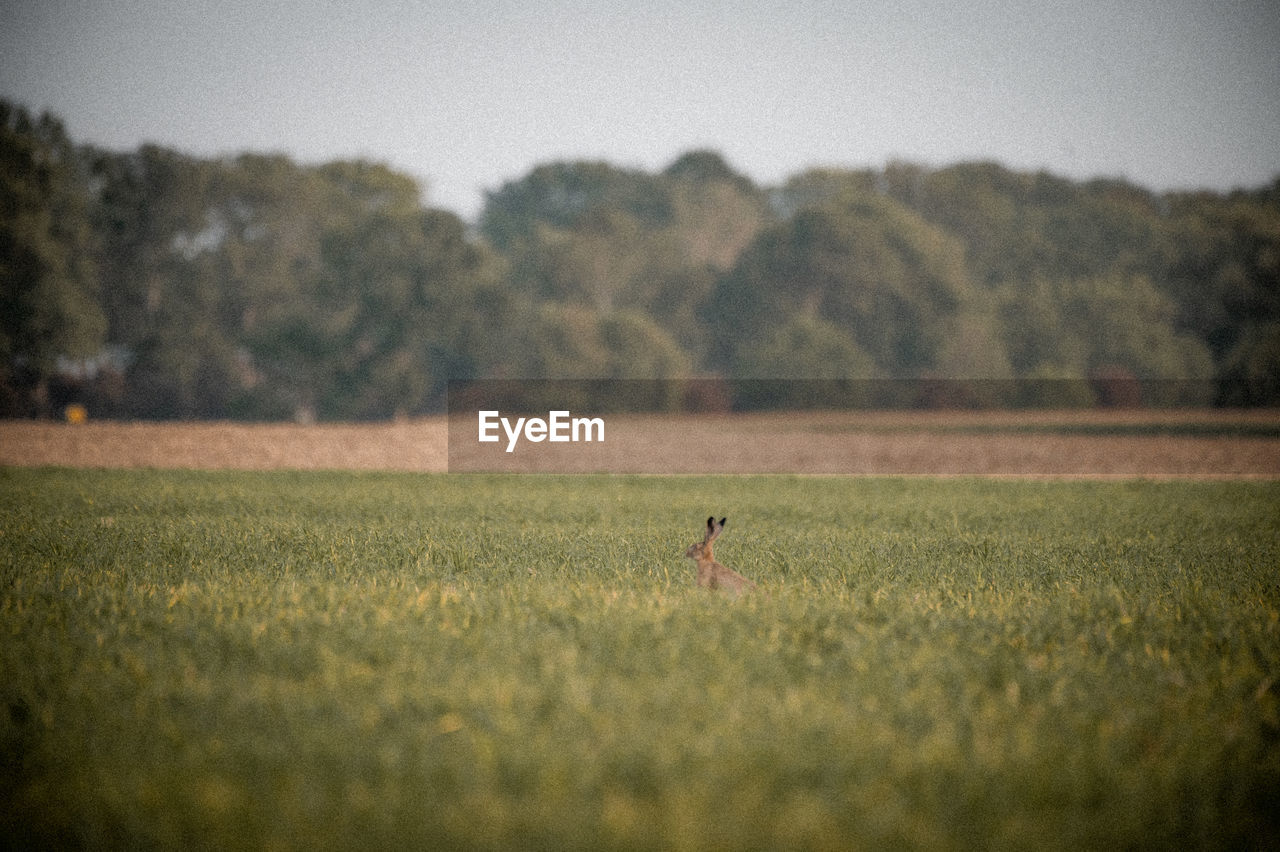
[
  {"left": 5, "top": 408, "right": 1280, "bottom": 474},
  {"left": 2, "top": 466, "right": 1278, "bottom": 849}
]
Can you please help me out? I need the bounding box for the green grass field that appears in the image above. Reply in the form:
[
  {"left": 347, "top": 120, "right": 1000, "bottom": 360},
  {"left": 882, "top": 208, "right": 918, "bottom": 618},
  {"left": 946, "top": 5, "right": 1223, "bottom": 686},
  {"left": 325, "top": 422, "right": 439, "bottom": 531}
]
[{"left": 2, "top": 468, "right": 1278, "bottom": 850}]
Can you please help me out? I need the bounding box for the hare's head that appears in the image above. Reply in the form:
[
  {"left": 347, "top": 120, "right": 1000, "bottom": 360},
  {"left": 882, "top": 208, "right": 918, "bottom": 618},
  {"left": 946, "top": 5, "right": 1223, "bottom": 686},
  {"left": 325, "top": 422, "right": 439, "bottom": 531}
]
[{"left": 684, "top": 516, "right": 725, "bottom": 560}]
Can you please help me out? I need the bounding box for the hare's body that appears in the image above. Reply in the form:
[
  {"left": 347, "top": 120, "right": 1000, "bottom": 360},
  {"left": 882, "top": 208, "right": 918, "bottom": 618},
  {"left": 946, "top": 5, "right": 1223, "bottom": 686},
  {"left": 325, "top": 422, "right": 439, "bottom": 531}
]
[
  {"left": 685, "top": 517, "right": 756, "bottom": 595},
  {"left": 696, "top": 557, "right": 756, "bottom": 594}
]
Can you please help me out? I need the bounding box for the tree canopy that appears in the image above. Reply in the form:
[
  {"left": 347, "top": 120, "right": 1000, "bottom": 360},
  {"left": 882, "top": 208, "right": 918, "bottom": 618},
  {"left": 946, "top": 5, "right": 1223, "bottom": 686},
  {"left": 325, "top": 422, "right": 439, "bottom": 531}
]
[{"left": 2, "top": 99, "right": 1276, "bottom": 417}]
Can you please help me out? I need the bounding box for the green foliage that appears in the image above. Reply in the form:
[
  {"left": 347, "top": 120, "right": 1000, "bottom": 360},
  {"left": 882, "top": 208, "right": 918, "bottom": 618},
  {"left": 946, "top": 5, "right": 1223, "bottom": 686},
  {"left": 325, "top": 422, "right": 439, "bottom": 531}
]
[
  {"left": 1159, "top": 188, "right": 1280, "bottom": 403},
  {"left": 733, "top": 314, "right": 880, "bottom": 380},
  {"left": 0, "top": 101, "right": 105, "bottom": 410},
  {"left": 882, "top": 163, "right": 1279, "bottom": 404},
  {"left": 2, "top": 469, "right": 1278, "bottom": 849},
  {"left": 729, "top": 315, "right": 882, "bottom": 409},
  {"left": 995, "top": 273, "right": 1215, "bottom": 404},
  {"left": 1217, "top": 321, "right": 1280, "bottom": 406},
  {"left": 882, "top": 162, "right": 1170, "bottom": 287},
  {"left": 500, "top": 304, "right": 691, "bottom": 388},
  {"left": 4, "top": 98, "right": 1279, "bottom": 415},
  {"left": 711, "top": 185, "right": 999, "bottom": 382},
  {"left": 483, "top": 154, "right": 768, "bottom": 360},
  {"left": 81, "top": 150, "right": 511, "bottom": 420},
  {"left": 481, "top": 160, "right": 676, "bottom": 254}
]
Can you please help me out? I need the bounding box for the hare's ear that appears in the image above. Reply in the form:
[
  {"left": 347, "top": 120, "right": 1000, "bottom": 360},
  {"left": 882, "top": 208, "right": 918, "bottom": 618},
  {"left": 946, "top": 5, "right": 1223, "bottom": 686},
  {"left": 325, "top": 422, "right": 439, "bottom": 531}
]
[{"left": 706, "top": 516, "right": 725, "bottom": 542}]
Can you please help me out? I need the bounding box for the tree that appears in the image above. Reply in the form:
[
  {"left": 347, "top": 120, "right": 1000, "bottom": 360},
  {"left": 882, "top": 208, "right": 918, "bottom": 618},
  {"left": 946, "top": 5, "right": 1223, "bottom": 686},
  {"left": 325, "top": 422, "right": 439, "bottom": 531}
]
[
  {"left": 480, "top": 160, "right": 672, "bottom": 255},
  {"left": 995, "top": 273, "right": 1214, "bottom": 405},
  {"left": 663, "top": 149, "right": 757, "bottom": 193},
  {"left": 480, "top": 152, "right": 769, "bottom": 367},
  {"left": 881, "top": 161, "right": 1170, "bottom": 288},
  {"left": 710, "top": 183, "right": 1001, "bottom": 380},
  {"left": 11, "top": 99, "right": 1276, "bottom": 418},
  {"left": 1160, "top": 188, "right": 1280, "bottom": 404},
  {"left": 663, "top": 152, "right": 769, "bottom": 273},
  {"left": 1217, "top": 321, "right": 1280, "bottom": 406},
  {"left": 499, "top": 303, "right": 689, "bottom": 380},
  {"left": 236, "top": 160, "right": 510, "bottom": 420},
  {"left": 481, "top": 303, "right": 691, "bottom": 411},
  {"left": 1, "top": 101, "right": 105, "bottom": 414},
  {"left": 85, "top": 147, "right": 514, "bottom": 419},
  {"left": 729, "top": 314, "right": 882, "bottom": 409},
  {"left": 86, "top": 145, "right": 226, "bottom": 417}
]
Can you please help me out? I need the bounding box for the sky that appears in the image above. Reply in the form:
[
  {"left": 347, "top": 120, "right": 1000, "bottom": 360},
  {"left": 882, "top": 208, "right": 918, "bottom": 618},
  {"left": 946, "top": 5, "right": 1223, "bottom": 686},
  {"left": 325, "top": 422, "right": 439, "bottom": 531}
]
[{"left": 2, "top": 0, "right": 1278, "bottom": 220}]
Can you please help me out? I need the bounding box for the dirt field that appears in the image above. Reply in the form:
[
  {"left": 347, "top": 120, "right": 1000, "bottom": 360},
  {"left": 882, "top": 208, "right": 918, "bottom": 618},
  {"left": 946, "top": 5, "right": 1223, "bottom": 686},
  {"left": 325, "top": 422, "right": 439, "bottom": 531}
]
[
  {"left": 4, "top": 410, "right": 1280, "bottom": 477},
  {"left": 0, "top": 420, "right": 449, "bottom": 472}
]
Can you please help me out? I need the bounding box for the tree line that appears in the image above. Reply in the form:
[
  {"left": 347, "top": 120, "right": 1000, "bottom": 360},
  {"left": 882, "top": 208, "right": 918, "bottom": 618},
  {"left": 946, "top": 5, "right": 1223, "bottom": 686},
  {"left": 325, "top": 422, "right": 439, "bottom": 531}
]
[{"left": 3, "top": 99, "right": 1278, "bottom": 419}]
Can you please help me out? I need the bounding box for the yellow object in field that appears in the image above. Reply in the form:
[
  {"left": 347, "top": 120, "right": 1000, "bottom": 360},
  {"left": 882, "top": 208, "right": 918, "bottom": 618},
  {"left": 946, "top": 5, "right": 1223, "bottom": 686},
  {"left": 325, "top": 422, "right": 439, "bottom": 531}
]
[{"left": 64, "top": 404, "right": 88, "bottom": 424}]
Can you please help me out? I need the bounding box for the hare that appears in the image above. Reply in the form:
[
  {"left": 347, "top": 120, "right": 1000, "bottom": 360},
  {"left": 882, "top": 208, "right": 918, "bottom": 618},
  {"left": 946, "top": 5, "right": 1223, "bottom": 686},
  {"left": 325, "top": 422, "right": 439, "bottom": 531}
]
[{"left": 685, "top": 516, "right": 756, "bottom": 595}]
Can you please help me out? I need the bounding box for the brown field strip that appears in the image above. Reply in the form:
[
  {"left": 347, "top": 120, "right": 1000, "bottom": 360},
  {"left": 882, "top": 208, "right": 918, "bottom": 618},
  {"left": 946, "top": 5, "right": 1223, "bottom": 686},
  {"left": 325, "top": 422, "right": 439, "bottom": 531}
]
[
  {"left": 0, "top": 420, "right": 449, "bottom": 473},
  {"left": 3, "top": 410, "right": 1280, "bottom": 477}
]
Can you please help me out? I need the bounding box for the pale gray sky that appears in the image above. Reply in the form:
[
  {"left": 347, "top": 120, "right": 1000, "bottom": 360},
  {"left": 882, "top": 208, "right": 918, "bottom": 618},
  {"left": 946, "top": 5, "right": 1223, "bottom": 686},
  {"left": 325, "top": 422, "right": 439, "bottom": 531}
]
[{"left": 3, "top": 0, "right": 1277, "bottom": 219}]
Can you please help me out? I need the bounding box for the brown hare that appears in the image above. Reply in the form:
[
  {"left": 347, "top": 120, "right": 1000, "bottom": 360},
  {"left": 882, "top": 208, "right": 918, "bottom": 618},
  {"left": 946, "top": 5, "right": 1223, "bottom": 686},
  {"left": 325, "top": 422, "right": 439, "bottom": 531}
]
[{"left": 685, "top": 516, "right": 756, "bottom": 595}]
